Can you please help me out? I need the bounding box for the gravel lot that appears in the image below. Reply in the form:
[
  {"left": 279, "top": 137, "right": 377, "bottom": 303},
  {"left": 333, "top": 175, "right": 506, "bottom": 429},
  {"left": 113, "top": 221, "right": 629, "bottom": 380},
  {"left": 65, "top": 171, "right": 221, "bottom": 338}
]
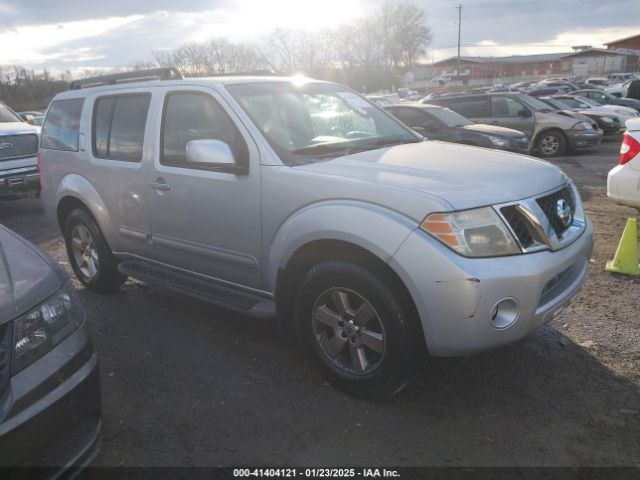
[{"left": 1, "top": 138, "right": 638, "bottom": 467}]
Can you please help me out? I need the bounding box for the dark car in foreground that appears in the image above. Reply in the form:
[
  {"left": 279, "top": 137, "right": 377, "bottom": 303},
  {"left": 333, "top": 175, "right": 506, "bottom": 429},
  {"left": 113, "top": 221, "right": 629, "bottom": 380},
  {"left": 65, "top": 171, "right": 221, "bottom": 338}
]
[
  {"left": 0, "top": 225, "right": 101, "bottom": 474},
  {"left": 386, "top": 103, "right": 530, "bottom": 153}
]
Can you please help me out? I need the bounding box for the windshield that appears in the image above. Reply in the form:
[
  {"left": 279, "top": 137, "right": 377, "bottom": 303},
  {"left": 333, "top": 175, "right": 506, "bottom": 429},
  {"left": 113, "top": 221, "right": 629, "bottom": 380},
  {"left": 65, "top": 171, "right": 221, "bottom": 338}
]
[
  {"left": 425, "top": 106, "right": 472, "bottom": 127},
  {"left": 516, "top": 94, "right": 553, "bottom": 112},
  {"left": 574, "top": 96, "right": 601, "bottom": 107},
  {"left": 542, "top": 98, "right": 570, "bottom": 110},
  {"left": 0, "top": 104, "right": 22, "bottom": 123},
  {"left": 589, "top": 79, "right": 608, "bottom": 86},
  {"left": 227, "top": 81, "right": 419, "bottom": 165}
]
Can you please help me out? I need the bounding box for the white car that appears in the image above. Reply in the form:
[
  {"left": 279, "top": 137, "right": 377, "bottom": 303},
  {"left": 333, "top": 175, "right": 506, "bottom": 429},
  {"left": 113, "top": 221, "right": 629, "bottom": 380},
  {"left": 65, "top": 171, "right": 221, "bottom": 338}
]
[
  {"left": 608, "top": 119, "right": 640, "bottom": 208},
  {"left": 556, "top": 95, "right": 639, "bottom": 126}
]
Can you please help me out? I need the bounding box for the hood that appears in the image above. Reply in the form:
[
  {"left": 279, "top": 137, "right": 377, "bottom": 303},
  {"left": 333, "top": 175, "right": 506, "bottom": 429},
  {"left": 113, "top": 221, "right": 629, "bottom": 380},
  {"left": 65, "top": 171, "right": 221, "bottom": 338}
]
[
  {"left": 0, "top": 225, "right": 65, "bottom": 325},
  {"left": 459, "top": 123, "right": 525, "bottom": 138},
  {"left": 627, "top": 118, "right": 640, "bottom": 131},
  {"left": 0, "top": 121, "right": 40, "bottom": 136},
  {"left": 296, "top": 141, "right": 567, "bottom": 210}
]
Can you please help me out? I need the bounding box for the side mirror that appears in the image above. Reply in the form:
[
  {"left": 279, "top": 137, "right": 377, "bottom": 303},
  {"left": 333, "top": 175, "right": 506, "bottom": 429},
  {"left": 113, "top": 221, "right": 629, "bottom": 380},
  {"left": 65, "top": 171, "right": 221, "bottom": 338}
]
[
  {"left": 518, "top": 108, "right": 532, "bottom": 118},
  {"left": 186, "top": 139, "right": 236, "bottom": 168}
]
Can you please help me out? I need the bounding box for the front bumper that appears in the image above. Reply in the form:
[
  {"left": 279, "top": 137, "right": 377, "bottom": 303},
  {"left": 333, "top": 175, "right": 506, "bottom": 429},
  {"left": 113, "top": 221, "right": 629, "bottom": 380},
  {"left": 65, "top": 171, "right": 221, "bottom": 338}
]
[
  {"left": 0, "top": 165, "right": 40, "bottom": 199},
  {"left": 0, "top": 321, "right": 102, "bottom": 475},
  {"left": 390, "top": 220, "right": 594, "bottom": 356},
  {"left": 566, "top": 129, "right": 602, "bottom": 149}
]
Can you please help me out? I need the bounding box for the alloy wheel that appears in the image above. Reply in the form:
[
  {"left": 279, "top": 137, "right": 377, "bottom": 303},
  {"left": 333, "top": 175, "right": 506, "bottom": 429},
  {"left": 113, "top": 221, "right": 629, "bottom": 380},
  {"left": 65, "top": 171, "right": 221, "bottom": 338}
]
[
  {"left": 540, "top": 135, "right": 560, "bottom": 155},
  {"left": 70, "top": 224, "right": 99, "bottom": 279},
  {"left": 311, "top": 288, "right": 386, "bottom": 375}
]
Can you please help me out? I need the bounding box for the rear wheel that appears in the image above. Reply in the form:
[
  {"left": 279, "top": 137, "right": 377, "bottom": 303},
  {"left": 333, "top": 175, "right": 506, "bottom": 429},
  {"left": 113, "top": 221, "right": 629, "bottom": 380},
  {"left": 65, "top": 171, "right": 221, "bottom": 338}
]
[
  {"left": 295, "top": 261, "right": 425, "bottom": 399},
  {"left": 63, "top": 208, "right": 127, "bottom": 293},
  {"left": 535, "top": 130, "right": 567, "bottom": 157}
]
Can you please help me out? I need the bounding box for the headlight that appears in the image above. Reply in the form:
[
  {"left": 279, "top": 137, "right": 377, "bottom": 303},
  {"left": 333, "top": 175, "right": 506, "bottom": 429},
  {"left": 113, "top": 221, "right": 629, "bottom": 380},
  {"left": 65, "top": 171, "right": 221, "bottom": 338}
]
[
  {"left": 600, "top": 116, "right": 615, "bottom": 124},
  {"left": 12, "top": 283, "right": 84, "bottom": 374},
  {"left": 572, "top": 122, "right": 592, "bottom": 131},
  {"left": 487, "top": 136, "right": 511, "bottom": 148},
  {"left": 420, "top": 207, "right": 520, "bottom": 257}
]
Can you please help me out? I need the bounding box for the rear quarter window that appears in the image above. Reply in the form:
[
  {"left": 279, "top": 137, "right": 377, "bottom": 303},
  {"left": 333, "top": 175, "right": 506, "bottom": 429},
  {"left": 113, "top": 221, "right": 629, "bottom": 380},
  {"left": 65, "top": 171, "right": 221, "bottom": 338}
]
[{"left": 41, "top": 98, "right": 84, "bottom": 151}]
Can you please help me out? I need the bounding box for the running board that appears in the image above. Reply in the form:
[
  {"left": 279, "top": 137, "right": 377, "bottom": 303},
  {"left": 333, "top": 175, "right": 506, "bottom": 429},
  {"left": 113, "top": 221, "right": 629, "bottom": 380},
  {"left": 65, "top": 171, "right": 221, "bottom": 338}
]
[{"left": 118, "top": 260, "right": 275, "bottom": 319}]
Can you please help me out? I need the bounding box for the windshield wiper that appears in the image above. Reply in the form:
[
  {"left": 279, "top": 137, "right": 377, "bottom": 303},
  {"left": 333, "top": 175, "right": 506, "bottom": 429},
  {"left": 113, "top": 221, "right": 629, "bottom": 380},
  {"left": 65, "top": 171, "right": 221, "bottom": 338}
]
[
  {"left": 291, "top": 142, "right": 353, "bottom": 156},
  {"left": 347, "top": 135, "right": 422, "bottom": 153}
]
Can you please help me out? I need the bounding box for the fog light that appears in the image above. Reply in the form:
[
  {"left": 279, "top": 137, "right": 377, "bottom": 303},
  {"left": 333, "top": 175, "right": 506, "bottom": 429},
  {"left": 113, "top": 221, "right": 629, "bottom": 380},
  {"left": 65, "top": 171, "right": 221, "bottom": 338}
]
[{"left": 490, "top": 298, "right": 519, "bottom": 329}]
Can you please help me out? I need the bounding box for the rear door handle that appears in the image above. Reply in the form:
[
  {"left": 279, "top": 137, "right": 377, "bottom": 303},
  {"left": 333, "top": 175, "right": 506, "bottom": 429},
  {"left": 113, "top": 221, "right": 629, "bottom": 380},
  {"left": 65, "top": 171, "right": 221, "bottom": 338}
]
[{"left": 149, "top": 178, "right": 170, "bottom": 191}]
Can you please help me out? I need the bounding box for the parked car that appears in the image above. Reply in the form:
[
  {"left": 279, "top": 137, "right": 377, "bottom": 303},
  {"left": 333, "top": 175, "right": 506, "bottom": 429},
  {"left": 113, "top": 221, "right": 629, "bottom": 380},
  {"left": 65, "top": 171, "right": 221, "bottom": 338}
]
[
  {"left": 608, "top": 119, "right": 640, "bottom": 208},
  {"left": 0, "top": 224, "right": 101, "bottom": 471},
  {"left": 365, "top": 95, "right": 395, "bottom": 108},
  {"left": 425, "top": 92, "right": 602, "bottom": 157},
  {"left": 605, "top": 82, "right": 626, "bottom": 98},
  {"left": 17, "top": 111, "right": 44, "bottom": 124},
  {"left": 584, "top": 78, "right": 609, "bottom": 89},
  {"left": 550, "top": 94, "right": 639, "bottom": 126},
  {"left": 540, "top": 80, "right": 579, "bottom": 92},
  {"left": 537, "top": 96, "right": 622, "bottom": 135},
  {"left": 573, "top": 89, "right": 640, "bottom": 113},
  {"left": 40, "top": 70, "right": 593, "bottom": 399},
  {"left": 0, "top": 102, "right": 41, "bottom": 200},
  {"left": 607, "top": 73, "right": 637, "bottom": 84},
  {"left": 385, "top": 103, "right": 530, "bottom": 154}
]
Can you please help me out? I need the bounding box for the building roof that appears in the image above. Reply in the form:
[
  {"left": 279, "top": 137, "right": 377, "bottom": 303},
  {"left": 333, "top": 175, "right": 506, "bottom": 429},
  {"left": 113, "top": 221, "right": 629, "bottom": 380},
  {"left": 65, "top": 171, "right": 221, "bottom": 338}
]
[
  {"left": 431, "top": 52, "right": 569, "bottom": 67},
  {"left": 604, "top": 33, "right": 640, "bottom": 46},
  {"left": 564, "top": 47, "right": 638, "bottom": 57}
]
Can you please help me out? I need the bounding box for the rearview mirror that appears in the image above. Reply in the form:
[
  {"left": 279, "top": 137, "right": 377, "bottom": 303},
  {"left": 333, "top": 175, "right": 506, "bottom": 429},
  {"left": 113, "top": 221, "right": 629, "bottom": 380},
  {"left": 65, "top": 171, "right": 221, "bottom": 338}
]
[
  {"left": 422, "top": 120, "right": 440, "bottom": 133},
  {"left": 518, "top": 109, "right": 532, "bottom": 118},
  {"left": 186, "top": 139, "right": 236, "bottom": 167}
]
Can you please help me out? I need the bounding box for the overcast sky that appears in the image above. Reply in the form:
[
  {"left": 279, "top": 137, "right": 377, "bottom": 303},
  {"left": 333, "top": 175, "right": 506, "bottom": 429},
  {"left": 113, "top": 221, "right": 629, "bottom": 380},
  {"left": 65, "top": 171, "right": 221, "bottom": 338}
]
[{"left": 0, "top": 0, "right": 638, "bottom": 73}]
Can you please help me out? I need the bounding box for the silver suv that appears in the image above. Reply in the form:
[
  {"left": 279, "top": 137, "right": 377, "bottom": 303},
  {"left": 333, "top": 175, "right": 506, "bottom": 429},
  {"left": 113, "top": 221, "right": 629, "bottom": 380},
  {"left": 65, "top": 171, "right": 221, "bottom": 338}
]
[{"left": 40, "top": 70, "right": 594, "bottom": 398}]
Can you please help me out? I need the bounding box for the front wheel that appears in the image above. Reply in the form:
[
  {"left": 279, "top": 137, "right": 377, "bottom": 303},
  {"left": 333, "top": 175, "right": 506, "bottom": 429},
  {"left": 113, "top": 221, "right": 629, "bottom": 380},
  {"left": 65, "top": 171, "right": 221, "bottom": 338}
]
[
  {"left": 295, "top": 261, "right": 425, "bottom": 399},
  {"left": 63, "top": 208, "right": 127, "bottom": 293},
  {"left": 535, "top": 131, "right": 567, "bottom": 157}
]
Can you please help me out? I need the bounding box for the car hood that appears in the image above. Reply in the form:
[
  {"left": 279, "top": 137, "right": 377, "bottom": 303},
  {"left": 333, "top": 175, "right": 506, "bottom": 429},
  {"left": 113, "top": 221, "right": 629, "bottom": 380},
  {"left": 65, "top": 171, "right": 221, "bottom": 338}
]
[
  {"left": 0, "top": 122, "right": 40, "bottom": 136},
  {"left": 295, "top": 141, "right": 567, "bottom": 210},
  {"left": 459, "top": 123, "right": 525, "bottom": 138},
  {"left": 0, "top": 225, "right": 65, "bottom": 325}
]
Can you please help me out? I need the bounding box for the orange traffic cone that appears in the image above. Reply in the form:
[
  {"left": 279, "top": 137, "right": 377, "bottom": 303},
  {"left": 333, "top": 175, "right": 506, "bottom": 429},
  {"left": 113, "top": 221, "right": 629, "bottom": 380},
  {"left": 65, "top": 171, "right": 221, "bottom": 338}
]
[{"left": 605, "top": 218, "right": 640, "bottom": 276}]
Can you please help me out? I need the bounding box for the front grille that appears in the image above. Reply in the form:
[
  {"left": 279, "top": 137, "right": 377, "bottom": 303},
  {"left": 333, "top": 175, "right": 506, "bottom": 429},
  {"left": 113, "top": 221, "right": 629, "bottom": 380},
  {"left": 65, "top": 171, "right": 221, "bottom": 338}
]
[
  {"left": 513, "top": 137, "right": 530, "bottom": 150},
  {"left": 501, "top": 205, "right": 535, "bottom": 248},
  {"left": 0, "top": 323, "right": 11, "bottom": 396},
  {"left": 536, "top": 186, "right": 575, "bottom": 238},
  {"left": 0, "top": 134, "right": 38, "bottom": 161}
]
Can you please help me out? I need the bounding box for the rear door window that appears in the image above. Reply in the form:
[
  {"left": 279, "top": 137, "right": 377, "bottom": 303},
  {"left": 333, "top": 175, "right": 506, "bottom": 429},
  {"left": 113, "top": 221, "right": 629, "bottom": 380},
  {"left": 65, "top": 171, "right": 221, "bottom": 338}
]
[
  {"left": 490, "top": 96, "right": 524, "bottom": 117},
  {"left": 444, "top": 97, "right": 487, "bottom": 119},
  {"left": 92, "top": 94, "right": 151, "bottom": 162},
  {"left": 41, "top": 99, "right": 84, "bottom": 151}
]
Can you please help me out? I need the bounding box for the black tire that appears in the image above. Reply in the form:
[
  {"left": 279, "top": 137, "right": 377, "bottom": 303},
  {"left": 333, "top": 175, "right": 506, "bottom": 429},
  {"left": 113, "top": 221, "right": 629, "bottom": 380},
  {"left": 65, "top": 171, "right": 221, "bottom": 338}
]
[
  {"left": 294, "top": 261, "right": 425, "bottom": 400},
  {"left": 535, "top": 130, "right": 567, "bottom": 157},
  {"left": 63, "top": 208, "right": 127, "bottom": 293}
]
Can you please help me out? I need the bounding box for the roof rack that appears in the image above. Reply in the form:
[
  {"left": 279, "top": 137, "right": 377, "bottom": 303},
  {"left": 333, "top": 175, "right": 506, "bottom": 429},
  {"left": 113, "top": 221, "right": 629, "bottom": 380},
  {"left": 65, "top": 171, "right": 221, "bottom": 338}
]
[{"left": 69, "top": 67, "right": 183, "bottom": 90}]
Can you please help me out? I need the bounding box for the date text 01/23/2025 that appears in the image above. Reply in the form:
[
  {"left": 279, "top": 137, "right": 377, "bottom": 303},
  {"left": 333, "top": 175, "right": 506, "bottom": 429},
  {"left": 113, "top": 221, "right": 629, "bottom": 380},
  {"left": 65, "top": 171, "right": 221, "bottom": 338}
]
[{"left": 233, "top": 468, "right": 401, "bottom": 478}]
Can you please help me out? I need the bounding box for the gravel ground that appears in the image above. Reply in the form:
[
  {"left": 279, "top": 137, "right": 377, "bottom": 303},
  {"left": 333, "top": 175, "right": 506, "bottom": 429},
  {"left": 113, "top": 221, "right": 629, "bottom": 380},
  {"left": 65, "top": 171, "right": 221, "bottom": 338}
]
[{"left": 0, "top": 138, "right": 638, "bottom": 467}]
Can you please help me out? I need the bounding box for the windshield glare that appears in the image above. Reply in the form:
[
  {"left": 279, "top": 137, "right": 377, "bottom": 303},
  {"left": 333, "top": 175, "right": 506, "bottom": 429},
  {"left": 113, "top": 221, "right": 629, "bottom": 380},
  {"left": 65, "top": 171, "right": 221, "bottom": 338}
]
[
  {"left": 0, "top": 104, "right": 21, "bottom": 123},
  {"left": 425, "top": 107, "right": 472, "bottom": 127},
  {"left": 227, "top": 82, "right": 418, "bottom": 164}
]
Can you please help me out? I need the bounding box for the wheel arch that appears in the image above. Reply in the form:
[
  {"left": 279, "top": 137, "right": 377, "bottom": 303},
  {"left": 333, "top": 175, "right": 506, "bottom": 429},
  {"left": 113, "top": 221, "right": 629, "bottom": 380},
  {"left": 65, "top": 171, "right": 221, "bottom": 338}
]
[{"left": 532, "top": 127, "right": 568, "bottom": 149}]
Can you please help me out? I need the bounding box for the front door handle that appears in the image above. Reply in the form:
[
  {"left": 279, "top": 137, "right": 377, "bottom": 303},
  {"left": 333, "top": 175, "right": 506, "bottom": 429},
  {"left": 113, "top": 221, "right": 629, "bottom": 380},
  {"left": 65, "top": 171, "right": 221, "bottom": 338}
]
[{"left": 149, "top": 178, "right": 170, "bottom": 191}]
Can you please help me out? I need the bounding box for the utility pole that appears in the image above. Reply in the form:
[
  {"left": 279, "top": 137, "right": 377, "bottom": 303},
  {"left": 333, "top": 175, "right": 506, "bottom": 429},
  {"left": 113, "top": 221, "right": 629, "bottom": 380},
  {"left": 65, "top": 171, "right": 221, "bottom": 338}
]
[{"left": 456, "top": 3, "right": 463, "bottom": 79}]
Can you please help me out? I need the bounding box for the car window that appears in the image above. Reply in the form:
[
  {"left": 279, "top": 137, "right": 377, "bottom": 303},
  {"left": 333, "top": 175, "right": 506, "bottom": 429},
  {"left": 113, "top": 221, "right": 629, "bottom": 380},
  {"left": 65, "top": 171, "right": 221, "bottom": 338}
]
[
  {"left": 442, "top": 97, "right": 487, "bottom": 118},
  {"left": 0, "top": 103, "right": 21, "bottom": 123},
  {"left": 92, "top": 94, "right": 151, "bottom": 162},
  {"left": 41, "top": 99, "right": 84, "bottom": 151},
  {"left": 161, "top": 91, "right": 248, "bottom": 169},
  {"left": 390, "top": 108, "right": 429, "bottom": 128},
  {"left": 490, "top": 96, "right": 524, "bottom": 117}
]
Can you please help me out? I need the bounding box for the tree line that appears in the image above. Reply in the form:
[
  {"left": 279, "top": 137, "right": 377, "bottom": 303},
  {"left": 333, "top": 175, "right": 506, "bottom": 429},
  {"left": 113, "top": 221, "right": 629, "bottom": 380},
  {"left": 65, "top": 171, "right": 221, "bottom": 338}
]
[{"left": 0, "top": 2, "right": 431, "bottom": 111}]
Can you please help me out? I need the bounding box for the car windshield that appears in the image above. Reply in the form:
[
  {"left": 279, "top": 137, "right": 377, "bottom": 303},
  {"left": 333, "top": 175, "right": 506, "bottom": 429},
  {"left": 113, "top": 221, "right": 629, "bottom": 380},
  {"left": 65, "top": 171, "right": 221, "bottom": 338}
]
[
  {"left": 516, "top": 94, "right": 554, "bottom": 112},
  {"left": 227, "top": 81, "right": 420, "bottom": 165},
  {"left": 589, "top": 79, "right": 608, "bottom": 86},
  {"left": 542, "top": 98, "right": 571, "bottom": 110},
  {"left": 0, "top": 104, "right": 22, "bottom": 123},
  {"left": 573, "top": 96, "right": 600, "bottom": 107},
  {"left": 425, "top": 106, "right": 473, "bottom": 127}
]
